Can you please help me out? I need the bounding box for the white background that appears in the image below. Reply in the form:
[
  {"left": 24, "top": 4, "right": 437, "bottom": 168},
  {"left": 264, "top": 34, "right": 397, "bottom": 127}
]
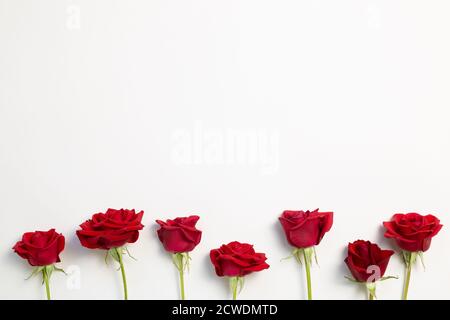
[{"left": 0, "top": 0, "right": 449, "bottom": 300}]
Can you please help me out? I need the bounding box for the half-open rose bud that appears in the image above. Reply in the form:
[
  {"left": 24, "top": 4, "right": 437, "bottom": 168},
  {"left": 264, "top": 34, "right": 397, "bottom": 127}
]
[
  {"left": 279, "top": 209, "right": 333, "bottom": 248},
  {"left": 156, "top": 215, "right": 202, "bottom": 253},
  {"left": 345, "top": 240, "right": 394, "bottom": 282},
  {"left": 156, "top": 215, "right": 202, "bottom": 300}
]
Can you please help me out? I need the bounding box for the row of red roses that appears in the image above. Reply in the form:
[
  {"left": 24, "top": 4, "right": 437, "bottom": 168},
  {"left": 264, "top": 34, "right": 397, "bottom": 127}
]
[{"left": 13, "top": 209, "right": 442, "bottom": 300}]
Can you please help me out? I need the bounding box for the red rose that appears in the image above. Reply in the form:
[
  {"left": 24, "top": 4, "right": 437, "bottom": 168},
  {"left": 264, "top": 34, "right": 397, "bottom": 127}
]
[
  {"left": 13, "top": 229, "right": 65, "bottom": 266},
  {"left": 383, "top": 213, "right": 443, "bottom": 252},
  {"left": 210, "top": 241, "right": 270, "bottom": 277},
  {"left": 156, "top": 215, "right": 202, "bottom": 253},
  {"left": 279, "top": 209, "right": 333, "bottom": 248},
  {"left": 77, "top": 208, "right": 144, "bottom": 250},
  {"left": 344, "top": 240, "right": 394, "bottom": 282}
]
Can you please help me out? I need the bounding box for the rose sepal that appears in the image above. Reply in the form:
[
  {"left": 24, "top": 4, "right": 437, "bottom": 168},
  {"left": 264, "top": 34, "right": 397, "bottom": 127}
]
[
  {"left": 345, "top": 275, "right": 398, "bottom": 300},
  {"left": 287, "top": 247, "right": 316, "bottom": 300},
  {"left": 172, "top": 252, "right": 191, "bottom": 273},
  {"left": 26, "top": 264, "right": 66, "bottom": 281},
  {"left": 172, "top": 252, "right": 191, "bottom": 300},
  {"left": 25, "top": 264, "right": 66, "bottom": 300},
  {"left": 282, "top": 247, "right": 318, "bottom": 266},
  {"left": 229, "top": 276, "right": 244, "bottom": 300}
]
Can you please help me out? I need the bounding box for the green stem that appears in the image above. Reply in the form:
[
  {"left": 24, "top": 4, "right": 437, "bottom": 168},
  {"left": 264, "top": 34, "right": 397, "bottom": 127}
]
[
  {"left": 230, "top": 276, "right": 239, "bottom": 300},
  {"left": 42, "top": 268, "right": 51, "bottom": 300},
  {"left": 177, "top": 254, "right": 185, "bottom": 300},
  {"left": 303, "top": 249, "right": 312, "bottom": 300},
  {"left": 116, "top": 248, "right": 128, "bottom": 300},
  {"left": 402, "top": 261, "right": 412, "bottom": 300},
  {"left": 366, "top": 282, "right": 376, "bottom": 300}
]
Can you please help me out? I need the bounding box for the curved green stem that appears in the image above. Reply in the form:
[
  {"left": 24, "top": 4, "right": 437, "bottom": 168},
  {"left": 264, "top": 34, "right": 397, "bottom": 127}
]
[
  {"left": 369, "top": 292, "right": 375, "bottom": 300},
  {"left": 42, "top": 268, "right": 51, "bottom": 300},
  {"left": 303, "top": 249, "right": 312, "bottom": 300},
  {"left": 116, "top": 248, "right": 128, "bottom": 300},
  {"left": 402, "top": 262, "right": 412, "bottom": 300}
]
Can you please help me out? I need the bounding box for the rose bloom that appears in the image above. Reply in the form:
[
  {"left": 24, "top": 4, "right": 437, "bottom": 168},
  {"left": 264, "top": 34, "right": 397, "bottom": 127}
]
[
  {"left": 344, "top": 240, "right": 394, "bottom": 282},
  {"left": 279, "top": 209, "right": 333, "bottom": 248},
  {"left": 210, "top": 241, "right": 270, "bottom": 277},
  {"left": 156, "top": 215, "right": 202, "bottom": 253},
  {"left": 77, "top": 208, "right": 144, "bottom": 250},
  {"left": 383, "top": 213, "right": 443, "bottom": 252},
  {"left": 13, "top": 229, "right": 65, "bottom": 266}
]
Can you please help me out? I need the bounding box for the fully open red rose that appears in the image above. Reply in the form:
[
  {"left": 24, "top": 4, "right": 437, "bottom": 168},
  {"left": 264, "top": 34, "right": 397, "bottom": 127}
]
[
  {"left": 77, "top": 208, "right": 144, "bottom": 250},
  {"left": 156, "top": 215, "right": 202, "bottom": 253},
  {"left": 344, "top": 240, "right": 394, "bottom": 282},
  {"left": 13, "top": 229, "right": 65, "bottom": 266},
  {"left": 279, "top": 209, "right": 333, "bottom": 248},
  {"left": 383, "top": 213, "right": 443, "bottom": 252},
  {"left": 210, "top": 241, "right": 270, "bottom": 277}
]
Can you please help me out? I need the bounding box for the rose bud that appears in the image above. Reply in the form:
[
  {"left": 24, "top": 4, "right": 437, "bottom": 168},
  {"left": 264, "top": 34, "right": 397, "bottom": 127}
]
[
  {"left": 344, "top": 240, "right": 396, "bottom": 300},
  {"left": 279, "top": 209, "right": 333, "bottom": 248},
  {"left": 76, "top": 208, "right": 144, "bottom": 300},
  {"left": 383, "top": 212, "right": 443, "bottom": 300},
  {"left": 13, "top": 229, "right": 65, "bottom": 300},
  {"left": 279, "top": 209, "right": 333, "bottom": 300},
  {"left": 210, "top": 241, "right": 269, "bottom": 300},
  {"left": 345, "top": 240, "right": 394, "bottom": 283},
  {"left": 155, "top": 215, "right": 202, "bottom": 300},
  {"left": 156, "top": 215, "right": 202, "bottom": 253}
]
